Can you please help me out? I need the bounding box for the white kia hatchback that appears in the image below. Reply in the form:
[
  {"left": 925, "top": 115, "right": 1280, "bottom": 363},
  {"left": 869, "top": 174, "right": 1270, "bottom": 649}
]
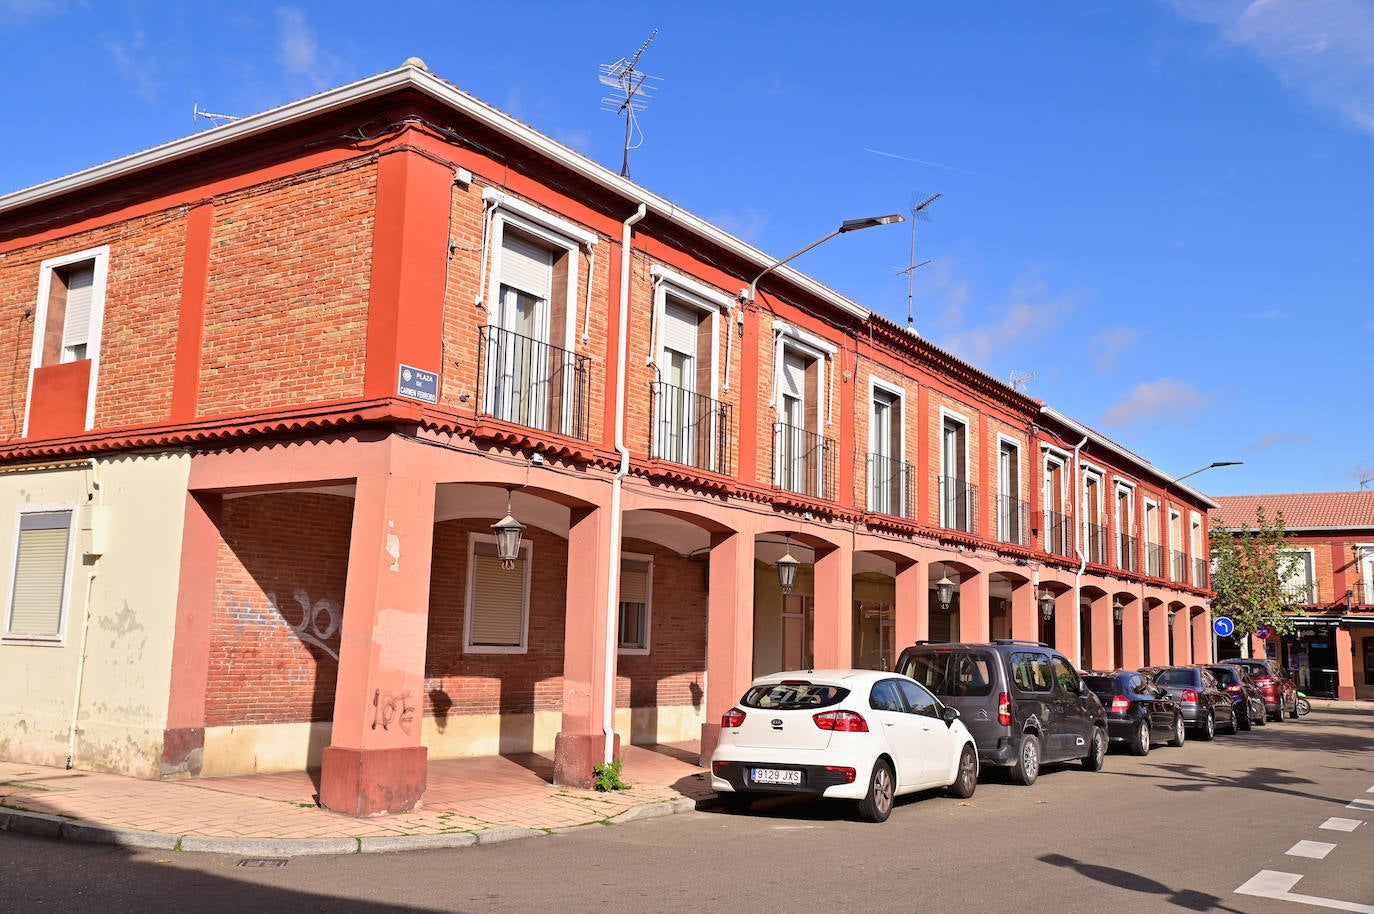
[{"left": 710, "top": 669, "right": 978, "bottom": 822}]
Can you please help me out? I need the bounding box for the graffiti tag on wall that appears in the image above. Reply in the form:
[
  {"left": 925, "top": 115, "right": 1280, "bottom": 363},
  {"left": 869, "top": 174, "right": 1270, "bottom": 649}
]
[
  {"left": 372, "top": 689, "right": 416, "bottom": 735},
  {"left": 267, "top": 589, "right": 340, "bottom": 662}
]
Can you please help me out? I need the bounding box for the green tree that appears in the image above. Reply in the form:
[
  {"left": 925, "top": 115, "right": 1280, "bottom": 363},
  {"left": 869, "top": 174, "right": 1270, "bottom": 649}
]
[{"left": 1209, "top": 506, "right": 1301, "bottom": 654}]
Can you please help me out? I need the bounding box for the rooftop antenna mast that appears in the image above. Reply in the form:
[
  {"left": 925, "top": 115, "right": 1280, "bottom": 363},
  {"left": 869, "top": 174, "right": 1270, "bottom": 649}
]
[
  {"left": 1008, "top": 370, "right": 1036, "bottom": 392},
  {"left": 898, "top": 191, "right": 941, "bottom": 333},
  {"left": 599, "top": 28, "right": 662, "bottom": 178},
  {"left": 193, "top": 103, "right": 240, "bottom": 126}
]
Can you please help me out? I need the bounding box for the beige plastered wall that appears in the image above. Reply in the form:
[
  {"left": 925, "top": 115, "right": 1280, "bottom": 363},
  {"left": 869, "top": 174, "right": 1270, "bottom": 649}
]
[{"left": 0, "top": 453, "right": 189, "bottom": 777}]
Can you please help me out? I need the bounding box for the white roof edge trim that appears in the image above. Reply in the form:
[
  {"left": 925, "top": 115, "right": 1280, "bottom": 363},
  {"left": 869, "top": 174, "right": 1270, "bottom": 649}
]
[
  {"left": 1039, "top": 407, "right": 1219, "bottom": 510},
  {"left": 773, "top": 320, "right": 839, "bottom": 357},
  {"left": 648, "top": 265, "right": 734, "bottom": 309},
  {"left": 481, "top": 188, "right": 598, "bottom": 248},
  {"left": 1, "top": 65, "right": 871, "bottom": 325}
]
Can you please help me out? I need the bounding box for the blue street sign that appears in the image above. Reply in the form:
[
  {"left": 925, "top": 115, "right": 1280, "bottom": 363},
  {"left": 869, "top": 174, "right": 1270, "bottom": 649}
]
[
  {"left": 1256, "top": 624, "right": 1272, "bottom": 640},
  {"left": 397, "top": 364, "right": 438, "bottom": 404},
  {"left": 1213, "top": 616, "right": 1235, "bottom": 638}
]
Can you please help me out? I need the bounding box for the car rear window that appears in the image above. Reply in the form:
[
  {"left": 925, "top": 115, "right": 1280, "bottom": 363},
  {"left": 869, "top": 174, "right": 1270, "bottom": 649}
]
[
  {"left": 900, "top": 651, "right": 995, "bottom": 697},
  {"left": 740, "top": 682, "right": 848, "bottom": 710},
  {"left": 1211, "top": 667, "right": 1239, "bottom": 686},
  {"left": 1154, "top": 668, "right": 1197, "bottom": 687},
  {"left": 1082, "top": 675, "right": 1119, "bottom": 696}
]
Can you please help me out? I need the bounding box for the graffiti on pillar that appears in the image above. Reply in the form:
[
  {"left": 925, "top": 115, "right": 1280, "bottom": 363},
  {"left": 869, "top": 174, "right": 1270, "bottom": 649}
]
[
  {"left": 372, "top": 689, "right": 416, "bottom": 735},
  {"left": 266, "top": 589, "right": 340, "bottom": 662}
]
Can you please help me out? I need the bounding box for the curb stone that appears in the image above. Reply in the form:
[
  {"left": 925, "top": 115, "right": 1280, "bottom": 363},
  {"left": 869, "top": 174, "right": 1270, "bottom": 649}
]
[
  {"left": 177, "top": 835, "right": 360, "bottom": 857},
  {"left": 62, "top": 821, "right": 180, "bottom": 850},
  {"left": 472, "top": 826, "right": 543, "bottom": 845},
  {"left": 607, "top": 797, "right": 698, "bottom": 823},
  {"left": 5, "top": 810, "right": 68, "bottom": 840},
  {"left": 358, "top": 833, "right": 477, "bottom": 853}
]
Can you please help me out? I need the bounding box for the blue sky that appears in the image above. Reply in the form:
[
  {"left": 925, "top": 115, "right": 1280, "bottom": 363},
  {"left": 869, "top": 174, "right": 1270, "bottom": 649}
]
[{"left": 3, "top": 1, "right": 1371, "bottom": 498}]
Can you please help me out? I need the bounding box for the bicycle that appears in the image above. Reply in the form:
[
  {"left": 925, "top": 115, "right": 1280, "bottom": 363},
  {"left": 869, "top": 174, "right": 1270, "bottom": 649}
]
[{"left": 1296, "top": 691, "right": 1311, "bottom": 717}]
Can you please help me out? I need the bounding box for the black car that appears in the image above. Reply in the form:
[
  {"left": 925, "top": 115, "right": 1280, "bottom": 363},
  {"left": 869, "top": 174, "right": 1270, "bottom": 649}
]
[
  {"left": 1143, "top": 665, "right": 1237, "bottom": 740},
  {"left": 896, "top": 640, "right": 1108, "bottom": 786},
  {"left": 1082, "top": 670, "right": 1185, "bottom": 755},
  {"left": 1206, "top": 663, "right": 1266, "bottom": 731}
]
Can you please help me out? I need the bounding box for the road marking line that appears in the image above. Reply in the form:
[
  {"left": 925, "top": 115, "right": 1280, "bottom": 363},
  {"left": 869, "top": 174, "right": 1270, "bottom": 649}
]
[
  {"left": 1320, "top": 817, "right": 1364, "bottom": 832},
  {"left": 1287, "top": 840, "right": 1337, "bottom": 859},
  {"left": 1346, "top": 799, "right": 1374, "bottom": 812},
  {"left": 1367, "top": 785, "right": 1374, "bottom": 793},
  {"left": 1236, "top": 870, "right": 1374, "bottom": 913}
]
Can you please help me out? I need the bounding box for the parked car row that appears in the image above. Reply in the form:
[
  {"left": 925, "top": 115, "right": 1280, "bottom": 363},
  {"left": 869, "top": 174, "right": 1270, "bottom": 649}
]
[{"left": 709, "top": 642, "right": 1303, "bottom": 823}]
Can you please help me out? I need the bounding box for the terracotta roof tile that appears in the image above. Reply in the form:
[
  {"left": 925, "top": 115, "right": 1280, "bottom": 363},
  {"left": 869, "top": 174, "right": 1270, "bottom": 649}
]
[{"left": 1212, "top": 492, "right": 1374, "bottom": 529}]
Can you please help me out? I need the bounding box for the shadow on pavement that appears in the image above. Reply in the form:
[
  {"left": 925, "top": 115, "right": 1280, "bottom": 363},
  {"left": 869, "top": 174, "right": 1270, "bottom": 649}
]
[{"left": 1039, "top": 852, "right": 1249, "bottom": 912}]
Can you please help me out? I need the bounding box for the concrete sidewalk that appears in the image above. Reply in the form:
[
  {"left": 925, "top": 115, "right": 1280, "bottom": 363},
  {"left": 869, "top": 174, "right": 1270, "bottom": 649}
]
[{"left": 0, "top": 742, "right": 713, "bottom": 857}]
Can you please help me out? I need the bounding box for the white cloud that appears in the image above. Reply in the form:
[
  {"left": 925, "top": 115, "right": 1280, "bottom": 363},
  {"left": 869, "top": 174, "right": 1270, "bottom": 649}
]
[
  {"left": 708, "top": 207, "right": 770, "bottom": 245},
  {"left": 1167, "top": 0, "right": 1374, "bottom": 135},
  {"left": 1088, "top": 326, "right": 1144, "bottom": 370},
  {"left": 0, "top": 0, "right": 67, "bottom": 22},
  {"left": 275, "top": 6, "right": 336, "bottom": 90},
  {"left": 1102, "top": 378, "right": 1210, "bottom": 426},
  {"left": 104, "top": 31, "right": 159, "bottom": 103},
  {"left": 940, "top": 274, "right": 1075, "bottom": 366},
  {"left": 1243, "top": 431, "right": 1309, "bottom": 451}
]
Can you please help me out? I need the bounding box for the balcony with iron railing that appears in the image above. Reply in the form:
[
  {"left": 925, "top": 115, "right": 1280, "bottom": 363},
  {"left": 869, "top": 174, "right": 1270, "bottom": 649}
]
[
  {"left": 997, "top": 495, "right": 1030, "bottom": 546},
  {"left": 1119, "top": 532, "right": 1139, "bottom": 573},
  {"left": 648, "top": 381, "right": 733, "bottom": 476},
  {"left": 773, "top": 422, "right": 836, "bottom": 501},
  {"left": 476, "top": 325, "right": 590, "bottom": 439},
  {"left": 1283, "top": 582, "right": 1318, "bottom": 604},
  {"left": 1171, "top": 549, "right": 1187, "bottom": 583},
  {"left": 1043, "top": 510, "right": 1073, "bottom": 558},
  {"left": 866, "top": 453, "right": 914, "bottom": 519},
  {"left": 1193, "top": 556, "right": 1208, "bottom": 589},
  {"left": 1085, "top": 522, "right": 1108, "bottom": 565},
  {"left": 939, "top": 476, "right": 978, "bottom": 535},
  {"left": 1146, "top": 542, "right": 1163, "bottom": 578}
]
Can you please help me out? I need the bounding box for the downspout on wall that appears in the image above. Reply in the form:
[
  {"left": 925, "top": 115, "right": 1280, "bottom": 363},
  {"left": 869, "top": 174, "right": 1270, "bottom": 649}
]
[
  {"left": 67, "top": 458, "right": 102, "bottom": 768},
  {"left": 604, "top": 203, "right": 647, "bottom": 764},
  {"left": 1071, "top": 435, "right": 1088, "bottom": 667}
]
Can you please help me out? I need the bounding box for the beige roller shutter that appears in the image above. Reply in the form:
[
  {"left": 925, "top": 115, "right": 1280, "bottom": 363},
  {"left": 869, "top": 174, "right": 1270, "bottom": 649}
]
[
  {"left": 620, "top": 558, "right": 650, "bottom": 604},
  {"left": 469, "top": 542, "right": 526, "bottom": 648},
  {"left": 8, "top": 512, "right": 72, "bottom": 638},
  {"left": 501, "top": 232, "right": 553, "bottom": 300}
]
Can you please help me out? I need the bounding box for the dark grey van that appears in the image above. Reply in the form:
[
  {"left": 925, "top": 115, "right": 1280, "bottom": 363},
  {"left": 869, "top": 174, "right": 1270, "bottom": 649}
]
[{"left": 895, "top": 640, "right": 1108, "bottom": 786}]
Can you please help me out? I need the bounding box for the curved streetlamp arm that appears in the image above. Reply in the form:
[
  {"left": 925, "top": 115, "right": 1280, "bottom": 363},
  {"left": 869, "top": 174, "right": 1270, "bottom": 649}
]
[{"left": 740, "top": 214, "right": 903, "bottom": 304}]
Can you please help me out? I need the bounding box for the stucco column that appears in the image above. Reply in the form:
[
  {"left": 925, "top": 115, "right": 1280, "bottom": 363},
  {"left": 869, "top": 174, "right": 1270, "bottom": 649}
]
[
  {"left": 811, "top": 542, "right": 853, "bottom": 668},
  {"left": 958, "top": 571, "right": 990, "bottom": 642},
  {"left": 555, "top": 504, "right": 618, "bottom": 788},
  {"left": 1010, "top": 578, "right": 1037, "bottom": 642},
  {"left": 894, "top": 560, "right": 928, "bottom": 650},
  {"left": 161, "top": 491, "right": 223, "bottom": 777},
  {"left": 1336, "top": 626, "right": 1356, "bottom": 700},
  {"left": 1089, "top": 592, "right": 1113, "bottom": 671},
  {"left": 700, "top": 530, "right": 756, "bottom": 764},
  {"left": 1120, "top": 601, "right": 1145, "bottom": 670},
  {"left": 320, "top": 467, "right": 436, "bottom": 817},
  {"left": 1053, "top": 590, "right": 1079, "bottom": 664},
  {"left": 1148, "top": 604, "right": 1170, "bottom": 666},
  {"left": 1171, "top": 609, "right": 1192, "bottom": 665},
  {"left": 1191, "top": 608, "right": 1212, "bottom": 663}
]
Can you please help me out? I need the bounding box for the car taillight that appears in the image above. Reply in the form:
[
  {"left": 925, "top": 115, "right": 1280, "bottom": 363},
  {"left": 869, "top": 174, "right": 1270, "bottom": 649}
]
[
  {"left": 1225, "top": 685, "right": 1242, "bottom": 694},
  {"left": 1111, "top": 695, "right": 1129, "bottom": 714},
  {"left": 712, "top": 761, "right": 728, "bottom": 776},
  {"left": 825, "top": 765, "right": 857, "bottom": 784},
  {"left": 1181, "top": 688, "right": 1198, "bottom": 703},
  {"left": 814, "top": 710, "right": 869, "bottom": 732},
  {"left": 721, "top": 708, "right": 746, "bottom": 728},
  {"left": 998, "top": 692, "right": 1011, "bottom": 726},
  {"left": 1254, "top": 676, "right": 1273, "bottom": 686}
]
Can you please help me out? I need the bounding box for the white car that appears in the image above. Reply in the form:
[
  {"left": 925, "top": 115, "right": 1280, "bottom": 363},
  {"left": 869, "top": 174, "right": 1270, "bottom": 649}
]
[{"left": 710, "top": 669, "right": 978, "bottom": 822}]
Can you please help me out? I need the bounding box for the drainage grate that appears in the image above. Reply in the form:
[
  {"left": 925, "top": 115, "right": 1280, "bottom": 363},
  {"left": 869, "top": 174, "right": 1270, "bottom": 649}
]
[{"left": 236, "top": 858, "right": 289, "bottom": 868}]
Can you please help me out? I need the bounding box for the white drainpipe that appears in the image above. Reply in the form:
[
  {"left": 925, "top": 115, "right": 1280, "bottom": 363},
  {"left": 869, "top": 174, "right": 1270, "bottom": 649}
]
[
  {"left": 604, "top": 203, "right": 647, "bottom": 764},
  {"left": 1071, "top": 435, "right": 1088, "bottom": 666},
  {"left": 67, "top": 459, "right": 102, "bottom": 769}
]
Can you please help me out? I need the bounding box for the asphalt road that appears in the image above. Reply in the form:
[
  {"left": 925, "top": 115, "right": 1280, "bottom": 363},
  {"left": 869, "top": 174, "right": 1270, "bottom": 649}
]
[{"left": 3, "top": 707, "right": 1372, "bottom": 914}]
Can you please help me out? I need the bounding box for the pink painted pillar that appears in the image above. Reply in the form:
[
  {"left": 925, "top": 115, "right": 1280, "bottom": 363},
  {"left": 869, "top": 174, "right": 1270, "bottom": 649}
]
[
  {"left": 1054, "top": 591, "right": 1079, "bottom": 664},
  {"left": 555, "top": 505, "right": 618, "bottom": 788},
  {"left": 1121, "top": 601, "right": 1145, "bottom": 671},
  {"left": 1171, "top": 609, "right": 1193, "bottom": 665},
  {"left": 812, "top": 543, "right": 853, "bottom": 668},
  {"left": 894, "top": 560, "right": 928, "bottom": 651},
  {"left": 1336, "top": 627, "right": 1356, "bottom": 700},
  {"left": 1010, "top": 579, "right": 1037, "bottom": 642},
  {"left": 700, "top": 530, "right": 756, "bottom": 764},
  {"left": 1148, "top": 604, "right": 1170, "bottom": 666},
  {"left": 1191, "top": 608, "right": 1212, "bottom": 663},
  {"left": 320, "top": 467, "right": 436, "bottom": 817},
  {"left": 1089, "top": 593, "right": 1113, "bottom": 671},
  {"left": 958, "top": 572, "right": 990, "bottom": 642}
]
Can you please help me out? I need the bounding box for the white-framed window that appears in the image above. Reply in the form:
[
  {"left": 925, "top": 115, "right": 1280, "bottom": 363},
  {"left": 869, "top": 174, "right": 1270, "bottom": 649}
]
[
  {"left": 26, "top": 247, "right": 109, "bottom": 434},
  {"left": 464, "top": 533, "right": 532, "bottom": 654},
  {"left": 480, "top": 191, "right": 597, "bottom": 434},
  {"left": 1143, "top": 497, "right": 1161, "bottom": 576},
  {"left": 1357, "top": 545, "right": 1374, "bottom": 604},
  {"left": 1279, "top": 548, "right": 1316, "bottom": 604},
  {"left": 997, "top": 435, "right": 1023, "bottom": 543},
  {"left": 770, "top": 321, "right": 836, "bottom": 496},
  {"left": 1114, "top": 479, "right": 1136, "bottom": 569},
  {"left": 939, "top": 407, "right": 972, "bottom": 531},
  {"left": 1189, "top": 511, "right": 1205, "bottom": 585},
  {"left": 1168, "top": 508, "right": 1183, "bottom": 581},
  {"left": 1042, "top": 448, "right": 1069, "bottom": 556},
  {"left": 617, "top": 553, "right": 653, "bottom": 654},
  {"left": 868, "top": 378, "right": 905, "bottom": 515},
  {"left": 649, "top": 267, "right": 727, "bottom": 470},
  {"left": 1081, "top": 465, "right": 1105, "bottom": 563},
  {"left": 4, "top": 508, "right": 75, "bottom": 643}
]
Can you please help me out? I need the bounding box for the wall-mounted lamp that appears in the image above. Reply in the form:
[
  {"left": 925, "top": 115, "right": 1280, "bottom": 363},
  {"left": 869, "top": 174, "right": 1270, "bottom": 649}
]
[
  {"left": 1039, "top": 590, "right": 1056, "bottom": 622},
  {"left": 491, "top": 488, "right": 524, "bottom": 570},
  {"left": 1113, "top": 601, "right": 1124, "bottom": 626},
  {"left": 777, "top": 536, "right": 800, "bottom": 595},
  {"left": 935, "top": 574, "right": 955, "bottom": 613}
]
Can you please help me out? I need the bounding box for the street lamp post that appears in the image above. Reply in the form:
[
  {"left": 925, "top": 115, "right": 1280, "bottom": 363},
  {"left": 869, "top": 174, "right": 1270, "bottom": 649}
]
[{"left": 740, "top": 214, "right": 904, "bottom": 304}]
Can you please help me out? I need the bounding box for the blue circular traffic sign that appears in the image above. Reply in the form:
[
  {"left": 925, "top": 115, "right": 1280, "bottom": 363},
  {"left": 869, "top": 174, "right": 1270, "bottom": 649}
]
[{"left": 1213, "top": 616, "right": 1235, "bottom": 637}]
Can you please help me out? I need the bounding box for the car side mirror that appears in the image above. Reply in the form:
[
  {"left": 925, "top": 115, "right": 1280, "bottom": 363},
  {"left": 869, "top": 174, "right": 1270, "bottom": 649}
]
[{"left": 941, "top": 706, "right": 961, "bottom": 726}]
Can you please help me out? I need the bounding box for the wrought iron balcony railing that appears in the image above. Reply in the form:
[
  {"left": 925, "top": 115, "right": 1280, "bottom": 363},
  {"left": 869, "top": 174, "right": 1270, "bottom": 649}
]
[
  {"left": 1043, "top": 510, "right": 1073, "bottom": 558},
  {"left": 866, "top": 453, "right": 914, "bottom": 519},
  {"left": 1119, "top": 533, "right": 1139, "bottom": 573},
  {"left": 1193, "top": 556, "right": 1208, "bottom": 589},
  {"left": 773, "top": 422, "right": 836, "bottom": 501},
  {"left": 1146, "top": 542, "right": 1162, "bottom": 578},
  {"left": 1085, "top": 522, "right": 1108, "bottom": 564},
  {"left": 648, "top": 381, "right": 733, "bottom": 476},
  {"left": 476, "top": 325, "right": 590, "bottom": 439},
  {"left": 939, "top": 476, "right": 978, "bottom": 535},
  {"left": 997, "top": 495, "right": 1029, "bottom": 546},
  {"left": 1282, "top": 582, "right": 1317, "bottom": 604}
]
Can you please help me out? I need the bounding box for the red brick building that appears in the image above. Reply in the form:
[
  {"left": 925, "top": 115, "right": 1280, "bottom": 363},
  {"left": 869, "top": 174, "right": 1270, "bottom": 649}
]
[
  {"left": 0, "top": 61, "right": 1217, "bottom": 816},
  {"left": 1213, "top": 492, "right": 1374, "bottom": 701}
]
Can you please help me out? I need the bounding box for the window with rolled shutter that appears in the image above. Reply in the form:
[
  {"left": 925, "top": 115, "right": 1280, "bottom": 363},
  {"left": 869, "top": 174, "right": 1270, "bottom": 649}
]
[
  {"left": 618, "top": 557, "right": 652, "bottom": 652},
  {"left": 466, "top": 539, "right": 529, "bottom": 651},
  {"left": 6, "top": 511, "right": 73, "bottom": 639},
  {"left": 60, "top": 264, "right": 94, "bottom": 361}
]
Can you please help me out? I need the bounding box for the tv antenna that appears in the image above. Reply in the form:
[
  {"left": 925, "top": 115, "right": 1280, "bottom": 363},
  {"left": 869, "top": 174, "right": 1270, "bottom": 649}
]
[
  {"left": 193, "top": 103, "right": 240, "bottom": 126},
  {"left": 897, "top": 191, "right": 940, "bottom": 333},
  {"left": 599, "top": 28, "right": 662, "bottom": 178},
  {"left": 1008, "top": 370, "right": 1036, "bottom": 392}
]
